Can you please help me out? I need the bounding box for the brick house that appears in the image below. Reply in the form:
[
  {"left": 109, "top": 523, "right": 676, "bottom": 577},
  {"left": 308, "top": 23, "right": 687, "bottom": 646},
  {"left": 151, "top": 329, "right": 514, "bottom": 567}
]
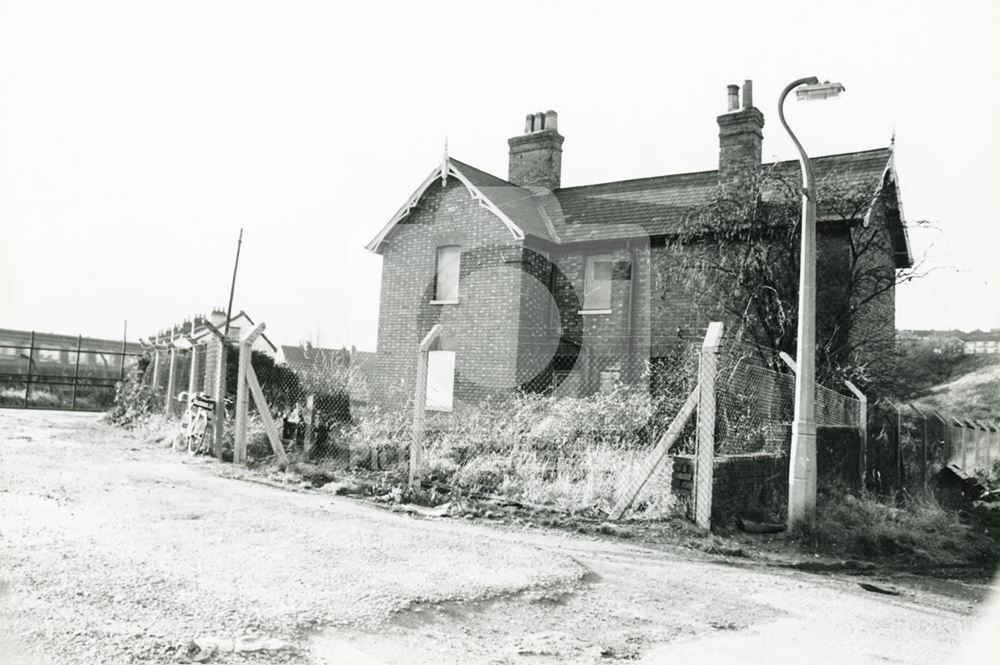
[
  {"left": 366, "top": 81, "right": 912, "bottom": 411},
  {"left": 149, "top": 309, "right": 277, "bottom": 397}
]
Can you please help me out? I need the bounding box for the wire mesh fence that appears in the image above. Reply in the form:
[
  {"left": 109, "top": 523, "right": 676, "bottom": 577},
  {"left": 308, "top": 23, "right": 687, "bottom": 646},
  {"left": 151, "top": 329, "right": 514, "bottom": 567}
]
[
  {"left": 714, "top": 341, "right": 863, "bottom": 456},
  {"left": 129, "top": 323, "right": 885, "bottom": 521}
]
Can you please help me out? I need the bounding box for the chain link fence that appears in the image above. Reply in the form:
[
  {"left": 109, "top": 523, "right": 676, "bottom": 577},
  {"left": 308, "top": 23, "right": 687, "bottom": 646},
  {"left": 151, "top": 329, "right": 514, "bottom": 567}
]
[
  {"left": 406, "top": 345, "right": 699, "bottom": 516},
  {"left": 131, "top": 324, "right": 879, "bottom": 523},
  {"left": 715, "top": 341, "right": 863, "bottom": 457}
]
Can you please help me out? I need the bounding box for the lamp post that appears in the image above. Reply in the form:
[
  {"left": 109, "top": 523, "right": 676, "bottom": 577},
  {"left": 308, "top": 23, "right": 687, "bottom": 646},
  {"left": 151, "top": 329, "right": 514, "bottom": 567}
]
[{"left": 778, "top": 77, "right": 846, "bottom": 527}]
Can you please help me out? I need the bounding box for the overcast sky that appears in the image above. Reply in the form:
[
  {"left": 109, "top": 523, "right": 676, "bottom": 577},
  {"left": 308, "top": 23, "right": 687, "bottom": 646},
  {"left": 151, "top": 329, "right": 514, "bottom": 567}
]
[{"left": 1, "top": 0, "right": 998, "bottom": 350}]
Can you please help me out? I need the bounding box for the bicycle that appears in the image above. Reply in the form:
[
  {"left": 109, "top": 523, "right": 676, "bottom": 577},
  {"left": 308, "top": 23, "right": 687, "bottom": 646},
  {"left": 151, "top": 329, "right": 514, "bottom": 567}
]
[{"left": 174, "top": 391, "right": 216, "bottom": 455}]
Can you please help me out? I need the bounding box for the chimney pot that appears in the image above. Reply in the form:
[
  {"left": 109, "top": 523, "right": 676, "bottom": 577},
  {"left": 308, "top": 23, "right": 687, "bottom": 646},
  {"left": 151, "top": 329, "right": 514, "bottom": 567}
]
[
  {"left": 544, "top": 110, "right": 558, "bottom": 132},
  {"left": 533, "top": 112, "right": 545, "bottom": 132},
  {"left": 742, "top": 80, "right": 753, "bottom": 109},
  {"left": 726, "top": 84, "right": 739, "bottom": 111},
  {"left": 524, "top": 114, "right": 533, "bottom": 133}
]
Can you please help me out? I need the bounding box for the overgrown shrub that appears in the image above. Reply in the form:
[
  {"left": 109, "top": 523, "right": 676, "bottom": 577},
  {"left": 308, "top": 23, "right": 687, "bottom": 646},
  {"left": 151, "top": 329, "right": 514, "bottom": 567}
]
[
  {"left": 107, "top": 354, "right": 157, "bottom": 428},
  {"left": 224, "top": 347, "right": 304, "bottom": 414}
]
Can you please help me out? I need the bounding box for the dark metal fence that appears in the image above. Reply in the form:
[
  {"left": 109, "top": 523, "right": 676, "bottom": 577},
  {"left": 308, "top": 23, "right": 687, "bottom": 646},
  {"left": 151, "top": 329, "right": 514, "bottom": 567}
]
[
  {"left": 866, "top": 401, "right": 999, "bottom": 496},
  {"left": 0, "top": 329, "right": 142, "bottom": 412}
]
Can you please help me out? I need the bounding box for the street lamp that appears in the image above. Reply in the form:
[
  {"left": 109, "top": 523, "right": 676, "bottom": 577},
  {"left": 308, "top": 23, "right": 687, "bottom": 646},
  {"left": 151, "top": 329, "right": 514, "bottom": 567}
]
[{"left": 778, "top": 77, "right": 846, "bottom": 528}]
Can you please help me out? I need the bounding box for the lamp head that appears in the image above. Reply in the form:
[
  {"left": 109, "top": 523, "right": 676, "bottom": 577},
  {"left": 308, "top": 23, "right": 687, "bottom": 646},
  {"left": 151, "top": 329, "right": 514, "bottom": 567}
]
[{"left": 796, "top": 80, "right": 846, "bottom": 101}]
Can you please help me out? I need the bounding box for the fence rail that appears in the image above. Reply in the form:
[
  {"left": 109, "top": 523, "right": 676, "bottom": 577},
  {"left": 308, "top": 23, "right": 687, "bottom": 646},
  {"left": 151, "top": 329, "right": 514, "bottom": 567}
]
[{"left": 0, "top": 331, "right": 141, "bottom": 412}]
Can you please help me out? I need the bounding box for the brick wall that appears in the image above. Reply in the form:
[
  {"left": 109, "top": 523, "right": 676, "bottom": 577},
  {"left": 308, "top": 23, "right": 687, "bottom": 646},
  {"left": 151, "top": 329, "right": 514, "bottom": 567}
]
[
  {"left": 670, "top": 426, "right": 861, "bottom": 522},
  {"left": 374, "top": 179, "right": 527, "bottom": 409}
]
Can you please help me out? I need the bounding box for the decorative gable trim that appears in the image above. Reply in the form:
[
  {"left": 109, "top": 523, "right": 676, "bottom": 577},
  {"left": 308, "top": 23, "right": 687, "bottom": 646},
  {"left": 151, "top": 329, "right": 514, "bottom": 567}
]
[
  {"left": 864, "top": 149, "right": 912, "bottom": 268},
  {"left": 365, "top": 158, "right": 525, "bottom": 253}
]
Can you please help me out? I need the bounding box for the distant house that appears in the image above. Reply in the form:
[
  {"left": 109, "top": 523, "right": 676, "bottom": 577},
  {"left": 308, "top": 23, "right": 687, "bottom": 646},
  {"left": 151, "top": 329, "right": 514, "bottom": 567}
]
[
  {"left": 960, "top": 329, "right": 1000, "bottom": 355},
  {"left": 149, "top": 309, "right": 278, "bottom": 396},
  {"left": 897, "top": 329, "right": 1000, "bottom": 356},
  {"left": 366, "top": 81, "right": 912, "bottom": 411}
]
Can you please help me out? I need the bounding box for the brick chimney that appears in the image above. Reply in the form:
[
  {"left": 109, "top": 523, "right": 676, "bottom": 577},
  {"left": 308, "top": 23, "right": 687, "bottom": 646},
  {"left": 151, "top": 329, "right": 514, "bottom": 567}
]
[
  {"left": 508, "top": 110, "right": 563, "bottom": 190},
  {"left": 717, "top": 81, "right": 764, "bottom": 183}
]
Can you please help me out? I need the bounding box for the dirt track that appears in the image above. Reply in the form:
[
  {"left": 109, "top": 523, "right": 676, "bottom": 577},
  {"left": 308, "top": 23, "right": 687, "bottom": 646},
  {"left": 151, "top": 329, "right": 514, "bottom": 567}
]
[{"left": 1, "top": 410, "right": 997, "bottom": 664}]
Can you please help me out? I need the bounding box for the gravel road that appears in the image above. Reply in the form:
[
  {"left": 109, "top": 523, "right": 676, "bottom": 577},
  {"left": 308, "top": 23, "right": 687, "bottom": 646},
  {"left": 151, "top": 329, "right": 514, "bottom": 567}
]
[{"left": 0, "top": 410, "right": 996, "bottom": 664}]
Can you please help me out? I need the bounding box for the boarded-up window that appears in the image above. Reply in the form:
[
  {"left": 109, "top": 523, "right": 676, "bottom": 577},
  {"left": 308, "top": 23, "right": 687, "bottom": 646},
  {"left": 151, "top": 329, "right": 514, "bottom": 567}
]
[
  {"left": 583, "top": 254, "right": 613, "bottom": 310},
  {"left": 435, "top": 246, "right": 461, "bottom": 302},
  {"left": 599, "top": 362, "right": 621, "bottom": 394},
  {"left": 426, "top": 350, "right": 455, "bottom": 412}
]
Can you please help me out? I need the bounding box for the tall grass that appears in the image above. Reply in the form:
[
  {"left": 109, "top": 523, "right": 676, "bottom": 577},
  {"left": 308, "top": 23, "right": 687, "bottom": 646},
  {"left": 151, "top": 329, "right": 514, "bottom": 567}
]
[
  {"left": 391, "top": 386, "right": 687, "bottom": 517},
  {"left": 792, "top": 488, "right": 998, "bottom": 567}
]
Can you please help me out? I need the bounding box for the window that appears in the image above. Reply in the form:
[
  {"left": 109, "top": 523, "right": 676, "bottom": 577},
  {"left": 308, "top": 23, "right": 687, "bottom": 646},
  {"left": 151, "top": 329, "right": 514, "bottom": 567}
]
[
  {"left": 582, "top": 254, "right": 613, "bottom": 311},
  {"left": 434, "top": 246, "right": 461, "bottom": 303},
  {"left": 426, "top": 350, "right": 455, "bottom": 411}
]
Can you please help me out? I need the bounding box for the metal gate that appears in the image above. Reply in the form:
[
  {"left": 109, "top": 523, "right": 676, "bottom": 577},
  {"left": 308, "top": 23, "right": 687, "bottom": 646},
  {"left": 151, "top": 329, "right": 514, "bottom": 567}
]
[{"left": 0, "top": 328, "right": 141, "bottom": 412}]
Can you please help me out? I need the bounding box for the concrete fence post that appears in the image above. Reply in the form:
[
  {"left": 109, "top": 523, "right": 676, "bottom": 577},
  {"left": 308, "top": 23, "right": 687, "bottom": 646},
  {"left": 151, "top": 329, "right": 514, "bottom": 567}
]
[
  {"left": 165, "top": 346, "right": 177, "bottom": 415},
  {"left": 410, "top": 324, "right": 442, "bottom": 490},
  {"left": 151, "top": 349, "right": 161, "bottom": 392},
  {"left": 234, "top": 336, "right": 251, "bottom": 465},
  {"left": 303, "top": 394, "right": 316, "bottom": 457},
  {"left": 213, "top": 337, "right": 227, "bottom": 459},
  {"left": 187, "top": 344, "right": 199, "bottom": 397},
  {"left": 694, "top": 321, "right": 723, "bottom": 530}
]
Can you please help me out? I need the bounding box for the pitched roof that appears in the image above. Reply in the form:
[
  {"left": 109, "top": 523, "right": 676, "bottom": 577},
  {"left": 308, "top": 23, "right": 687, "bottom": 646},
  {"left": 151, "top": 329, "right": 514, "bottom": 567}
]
[
  {"left": 554, "top": 148, "right": 895, "bottom": 238},
  {"left": 367, "top": 148, "right": 911, "bottom": 267},
  {"left": 185, "top": 310, "right": 278, "bottom": 353},
  {"left": 279, "top": 344, "right": 346, "bottom": 368}
]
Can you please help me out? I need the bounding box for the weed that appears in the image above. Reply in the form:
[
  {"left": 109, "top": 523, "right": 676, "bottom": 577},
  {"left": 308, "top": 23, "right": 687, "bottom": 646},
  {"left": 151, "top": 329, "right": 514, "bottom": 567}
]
[{"left": 791, "top": 489, "right": 998, "bottom": 568}]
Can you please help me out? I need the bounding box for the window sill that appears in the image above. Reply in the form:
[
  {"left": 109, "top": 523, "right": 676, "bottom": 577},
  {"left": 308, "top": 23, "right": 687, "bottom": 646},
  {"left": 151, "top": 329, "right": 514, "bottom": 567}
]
[
  {"left": 578, "top": 309, "right": 612, "bottom": 315},
  {"left": 430, "top": 299, "right": 459, "bottom": 305}
]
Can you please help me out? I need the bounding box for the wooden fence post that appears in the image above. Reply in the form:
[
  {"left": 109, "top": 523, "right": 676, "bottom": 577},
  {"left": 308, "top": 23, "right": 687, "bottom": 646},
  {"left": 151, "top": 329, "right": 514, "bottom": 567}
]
[
  {"left": 411, "top": 324, "right": 442, "bottom": 490},
  {"left": 694, "top": 321, "right": 723, "bottom": 530},
  {"left": 844, "top": 380, "right": 867, "bottom": 487}
]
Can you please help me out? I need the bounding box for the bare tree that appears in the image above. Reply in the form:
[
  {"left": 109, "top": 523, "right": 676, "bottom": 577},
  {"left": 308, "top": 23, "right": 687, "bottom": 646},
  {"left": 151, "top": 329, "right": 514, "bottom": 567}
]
[{"left": 659, "top": 163, "right": 926, "bottom": 392}]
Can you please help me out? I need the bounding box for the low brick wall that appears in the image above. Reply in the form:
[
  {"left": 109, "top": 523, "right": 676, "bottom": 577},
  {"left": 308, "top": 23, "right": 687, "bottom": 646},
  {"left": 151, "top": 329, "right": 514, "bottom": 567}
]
[
  {"left": 671, "top": 452, "right": 788, "bottom": 522},
  {"left": 670, "top": 426, "right": 862, "bottom": 523}
]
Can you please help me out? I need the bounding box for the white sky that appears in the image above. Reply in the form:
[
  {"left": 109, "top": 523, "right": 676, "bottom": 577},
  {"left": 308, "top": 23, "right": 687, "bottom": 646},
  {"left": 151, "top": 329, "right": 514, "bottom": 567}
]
[{"left": 1, "top": 0, "right": 998, "bottom": 350}]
